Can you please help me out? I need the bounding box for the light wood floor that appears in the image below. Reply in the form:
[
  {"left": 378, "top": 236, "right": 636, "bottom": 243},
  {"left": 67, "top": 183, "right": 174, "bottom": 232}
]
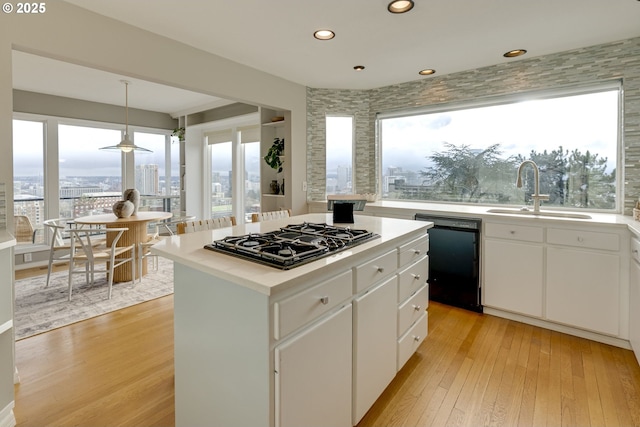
[{"left": 13, "top": 296, "right": 640, "bottom": 426}]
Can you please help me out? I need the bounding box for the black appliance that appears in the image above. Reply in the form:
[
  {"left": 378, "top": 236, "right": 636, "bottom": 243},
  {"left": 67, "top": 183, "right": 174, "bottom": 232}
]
[
  {"left": 204, "top": 222, "right": 379, "bottom": 269},
  {"left": 415, "top": 214, "right": 482, "bottom": 313}
]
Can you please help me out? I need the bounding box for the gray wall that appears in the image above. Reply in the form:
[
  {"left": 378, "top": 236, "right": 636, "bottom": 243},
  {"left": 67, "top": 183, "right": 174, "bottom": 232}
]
[
  {"left": 307, "top": 37, "right": 640, "bottom": 215},
  {"left": 13, "top": 90, "right": 178, "bottom": 129}
]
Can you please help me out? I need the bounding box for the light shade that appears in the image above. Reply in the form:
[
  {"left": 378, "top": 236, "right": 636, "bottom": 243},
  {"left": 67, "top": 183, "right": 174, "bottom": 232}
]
[
  {"left": 99, "top": 133, "right": 152, "bottom": 153},
  {"left": 99, "top": 80, "right": 152, "bottom": 153}
]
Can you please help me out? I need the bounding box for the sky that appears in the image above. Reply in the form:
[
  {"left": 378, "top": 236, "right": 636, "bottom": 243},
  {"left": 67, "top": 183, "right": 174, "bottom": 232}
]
[
  {"left": 381, "top": 90, "right": 619, "bottom": 174},
  {"left": 13, "top": 122, "right": 179, "bottom": 177}
]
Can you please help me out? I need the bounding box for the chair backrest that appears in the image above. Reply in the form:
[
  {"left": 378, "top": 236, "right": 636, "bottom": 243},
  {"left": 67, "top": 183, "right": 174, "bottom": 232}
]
[
  {"left": 68, "top": 227, "right": 128, "bottom": 261},
  {"left": 176, "top": 216, "right": 237, "bottom": 235},
  {"left": 14, "top": 215, "right": 35, "bottom": 243},
  {"left": 43, "top": 218, "right": 75, "bottom": 248},
  {"left": 251, "top": 209, "right": 292, "bottom": 223}
]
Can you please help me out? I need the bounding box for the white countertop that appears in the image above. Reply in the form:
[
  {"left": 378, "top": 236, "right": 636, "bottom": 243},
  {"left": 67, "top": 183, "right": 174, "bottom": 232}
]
[
  {"left": 152, "top": 213, "right": 431, "bottom": 296},
  {"left": 341, "top": 200, "right": 640, "bottom": 234},
  {"left": 0, "top": 230, "right": 16, "bottom": 250}
]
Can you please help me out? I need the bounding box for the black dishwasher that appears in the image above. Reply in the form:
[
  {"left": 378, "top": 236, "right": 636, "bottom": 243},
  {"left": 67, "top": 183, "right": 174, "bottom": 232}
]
[{"left": 415, "top": 214, "right": 482, "bottom": 313}]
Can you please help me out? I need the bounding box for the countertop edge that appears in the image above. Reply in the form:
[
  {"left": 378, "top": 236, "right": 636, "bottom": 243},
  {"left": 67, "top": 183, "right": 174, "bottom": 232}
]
[{"left": 0, "top": 230, "right": 16, "bottom": 250}]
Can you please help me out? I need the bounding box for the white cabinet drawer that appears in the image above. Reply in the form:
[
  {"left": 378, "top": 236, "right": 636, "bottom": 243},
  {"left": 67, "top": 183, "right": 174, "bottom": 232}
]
[
  {"left": 398, "top": 235, "right": 429, "bottom": 268},
  {"left": 398, "top": 284, "right": 428, "bottom": 336},
  {"left": 354, "top": 250, "right": 397, "bottom": 293},
  {"left": 397, "top": 312, "right": 427, "bottom": 371},
  {"left": 632, "top": 238, "right": 640, "bottom": 263},
  {"left": 485, "top": 222, "right": 543, "bottom": 243},
  {"left": 274, "top": 270, "right": 352, "bottom": 340},
  {"left": 398, "top": 257, "right": 428, "bottom": 302},
  {"left": 547, "top": 228, "right": 619, "bottom": 251}
]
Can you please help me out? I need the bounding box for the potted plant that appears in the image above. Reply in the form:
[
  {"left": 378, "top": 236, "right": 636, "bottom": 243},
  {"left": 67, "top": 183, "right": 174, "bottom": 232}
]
[
  {"left": 264, "top": 137, "right": 284, "bottom": 173},
  {"left": 171, "top": 126, "right": 185, "bottom": 142}
]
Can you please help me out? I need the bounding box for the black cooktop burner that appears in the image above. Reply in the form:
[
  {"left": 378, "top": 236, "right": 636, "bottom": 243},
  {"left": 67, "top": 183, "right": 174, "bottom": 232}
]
[{"left": 203, "top": 222, "right": 379, "bottom": 269}]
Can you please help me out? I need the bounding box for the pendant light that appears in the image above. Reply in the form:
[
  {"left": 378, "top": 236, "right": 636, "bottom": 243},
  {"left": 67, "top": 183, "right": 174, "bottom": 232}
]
[{"left": 100, "top": 80, "right": 152, "bottom": 153}]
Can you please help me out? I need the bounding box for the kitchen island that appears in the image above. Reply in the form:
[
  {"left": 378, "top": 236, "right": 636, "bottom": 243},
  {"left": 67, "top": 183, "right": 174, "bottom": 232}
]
[{"left": 152, "top": 213, "right": 431, "bottom": 427}]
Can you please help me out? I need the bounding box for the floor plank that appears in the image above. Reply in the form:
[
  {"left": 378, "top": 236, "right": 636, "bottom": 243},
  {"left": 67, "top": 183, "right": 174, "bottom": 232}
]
[{"left": 13, "top": 299, "right": 640, "bottom": 427}]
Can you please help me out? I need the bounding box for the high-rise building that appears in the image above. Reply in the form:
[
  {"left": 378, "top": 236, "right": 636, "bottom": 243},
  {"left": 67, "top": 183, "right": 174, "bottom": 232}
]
[{"left": 136, "top": 164, "right": 159, "bottom": 195}]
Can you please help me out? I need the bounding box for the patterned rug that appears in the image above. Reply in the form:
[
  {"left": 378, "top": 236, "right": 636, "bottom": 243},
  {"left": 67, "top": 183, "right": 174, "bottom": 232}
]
[{"left": 14, "top": 257, "right": 174, "bottom": 340}]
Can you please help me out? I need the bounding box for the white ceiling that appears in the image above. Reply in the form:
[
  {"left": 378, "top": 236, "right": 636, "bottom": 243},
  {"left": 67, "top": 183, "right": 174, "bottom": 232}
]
[{"left": 12, "top": 0, "right": 640, "bottom": 116}]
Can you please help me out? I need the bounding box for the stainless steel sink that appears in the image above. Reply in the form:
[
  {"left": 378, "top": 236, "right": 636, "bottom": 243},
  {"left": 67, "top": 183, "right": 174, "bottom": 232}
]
[{"left": 486, "top": 208, "right": 592, "bottom": 219}]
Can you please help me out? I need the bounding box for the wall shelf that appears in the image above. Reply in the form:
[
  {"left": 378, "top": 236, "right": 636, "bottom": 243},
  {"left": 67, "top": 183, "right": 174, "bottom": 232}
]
[{"left": 261, "top": 120, "right": 286, "bottom": 128}]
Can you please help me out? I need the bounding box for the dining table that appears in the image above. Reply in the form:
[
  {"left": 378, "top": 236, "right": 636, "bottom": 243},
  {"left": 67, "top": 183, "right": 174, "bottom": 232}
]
[{"left": 74, "top": 211, "right": 173, "bottom": 282}]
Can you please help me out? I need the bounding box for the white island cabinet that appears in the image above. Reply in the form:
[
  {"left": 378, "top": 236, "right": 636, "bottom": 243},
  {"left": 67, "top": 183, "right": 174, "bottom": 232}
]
[{"left": 152, "top": 213, "right": 431, "bottom": 427}]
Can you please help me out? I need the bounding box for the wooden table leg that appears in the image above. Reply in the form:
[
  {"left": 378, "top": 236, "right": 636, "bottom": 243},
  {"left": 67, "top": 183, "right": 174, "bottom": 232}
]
[{"left": 108, "top": 222, "right": 147, "bottom": 282}]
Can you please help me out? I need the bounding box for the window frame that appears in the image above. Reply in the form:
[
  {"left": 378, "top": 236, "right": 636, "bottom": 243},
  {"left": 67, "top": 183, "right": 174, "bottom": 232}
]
[
  {"left": 325, "top": 114, "right": 355, "bottom": 197},
  {"left": 13, "top": 112, "right": 175, "bottom": 247},
  {"left": 202, "top": 113, "right": 260, "bottom": 223},
  {"left": 377, "top": 81, "right": 623, "bottom": 213}
]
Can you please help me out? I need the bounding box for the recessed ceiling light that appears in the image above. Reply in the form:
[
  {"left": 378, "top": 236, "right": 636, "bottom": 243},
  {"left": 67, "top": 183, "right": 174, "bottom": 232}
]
[
  {"left": 503, "top": 49, "right": 527, "bottom": 58},
  {"left": 388, "top": 0, "right": 414, "bottom": 13},
  {"left": 419, "top": 69, "right": 436, "bottom": 76},
  {"left": 313, "top": 29, "right": 335, "bottom": 40},
  {"left": 354, "top": 65, "right": 365, "bottom": 71}
]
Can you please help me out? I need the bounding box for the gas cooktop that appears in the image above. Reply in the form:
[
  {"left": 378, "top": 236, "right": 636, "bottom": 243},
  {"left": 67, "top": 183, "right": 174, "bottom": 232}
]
[{"left": 203, "top": 222, "right": 380, "bottom": 269}]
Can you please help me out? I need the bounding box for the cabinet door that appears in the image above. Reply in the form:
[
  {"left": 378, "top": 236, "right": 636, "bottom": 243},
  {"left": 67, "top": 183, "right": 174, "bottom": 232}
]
[
  {"left": 353, "top": 276, "right": 398, "bottom": 425},
  {"left": 484, "top": 239, "right": 543, "bottom": 317},
  {"left": 629, "top": 258, "right": 640, "bottom": 364},
  {"left": 546, "top": 247, "right": 620, "bottom": 336},
  {"left": 275, "top": 304, "right": 352, "bottom": 427}
]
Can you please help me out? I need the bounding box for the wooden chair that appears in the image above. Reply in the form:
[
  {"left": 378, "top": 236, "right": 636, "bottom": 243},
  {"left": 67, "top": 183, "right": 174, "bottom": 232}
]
[
  {"left": 67, "top": 227, "right": 136, "bottom": 300},
  {"left": 176, "top": 216, "right": 237, "bottom": 235},
  {"left": 14, "top": 215, "right": 37, "bottom": 243},
  {"left": 251, "top": 209, "right": 292, "bottom": 223},
  {"left": 43, "top": 218, "right": 108, "bottom": 287}
]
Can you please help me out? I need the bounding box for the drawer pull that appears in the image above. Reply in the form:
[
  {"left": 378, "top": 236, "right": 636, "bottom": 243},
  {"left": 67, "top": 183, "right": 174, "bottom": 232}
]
[
  {"left": 510, "top": 230, "right": 516, "bottom": 235},
  {"left": 376, "top": 266, "right": 385, "bottom": 273},
  {"left": 412, "top": 274, "right": 421, "bottom": 280},
  {"left": 413, "top": 304, "right": 422, "bottom": 311},
  {"left": 633, "top": 249, "right": 639, "bottom": 254},
  {"left": 319, "top": 296, "right": 329, "bottom": 305},
  {"left": 413, "top": 249, "right": 421, "bottom": 255},
  {"left": 577, "top": 236, "right": 584, "bottom": 242},
  {"left": 413, "top": 336, "right": 421, "bottom": 342}
]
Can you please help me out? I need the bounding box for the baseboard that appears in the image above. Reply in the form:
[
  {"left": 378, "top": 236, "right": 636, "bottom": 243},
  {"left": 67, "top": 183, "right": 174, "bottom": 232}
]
[
  {"left": 0, "top": 402, "right": 16, "bottom": 427},
  {"left": 484, "top": 307, "right": 632, "bottom": 350}
]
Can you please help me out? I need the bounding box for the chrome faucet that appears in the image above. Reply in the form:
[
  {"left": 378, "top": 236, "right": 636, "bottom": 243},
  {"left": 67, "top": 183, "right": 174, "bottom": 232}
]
[{"left": 516, "top": 160, "right": 549, "bottom": 213}]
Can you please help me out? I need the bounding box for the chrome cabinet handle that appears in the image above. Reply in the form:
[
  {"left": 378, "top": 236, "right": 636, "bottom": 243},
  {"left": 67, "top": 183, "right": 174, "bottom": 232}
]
[
  {"left": 376, "top": 266, "right": 385, "bottom": 273},
  {"left": 320, "top": 296, "right": 329, "bottom": 305},
  {"left": 412, "top": 304, "right": 421, "bottom": 311},
  {"left": 413, "top": 249, "right": 421, "bottom": 255},
  {"left": 413, "top": 336, "right": 421, "bottom": 342},
  {"left": 412, "top": 274, "right": 421, "bottom": 280}
]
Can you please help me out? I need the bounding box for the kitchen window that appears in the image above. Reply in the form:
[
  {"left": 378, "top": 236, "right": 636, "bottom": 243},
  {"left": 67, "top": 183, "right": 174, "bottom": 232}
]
[
  {"left": 379, "top": 83, "right": 621, "bottom": 211},
  {"left": 326, "top": 116, "right": 354, "bottom": 196}
]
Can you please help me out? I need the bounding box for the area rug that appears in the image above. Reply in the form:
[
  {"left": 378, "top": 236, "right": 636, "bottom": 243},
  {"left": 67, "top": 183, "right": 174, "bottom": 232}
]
[{"left": 14, "top": 257, "right": 174, "bottom": 340}]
